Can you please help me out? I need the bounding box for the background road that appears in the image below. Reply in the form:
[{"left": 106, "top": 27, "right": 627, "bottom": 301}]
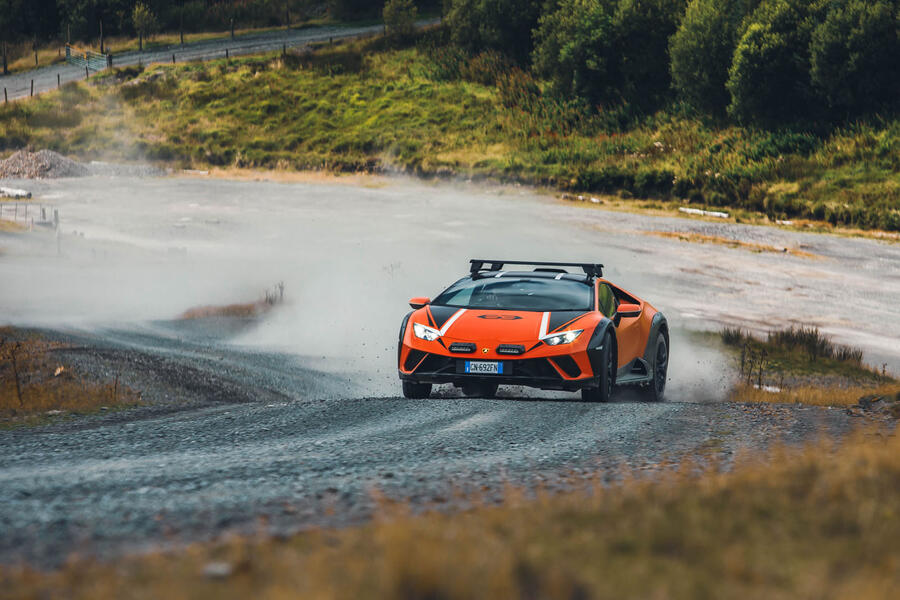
[
  {"left": 0, "top": 19, "right": 437, "bottom": 102},
  {"left": 1, "top": 174, "right": 897, "bottom": 565}
]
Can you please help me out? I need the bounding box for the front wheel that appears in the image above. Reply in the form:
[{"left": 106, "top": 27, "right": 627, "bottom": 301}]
[
  {"left": 582, "top": 331, "right": 614, "bottom": 403},
  {"left": 641, "top": 333, "right": 668, "bottom": 402},
  {"left": 402, "top": 380, "right": 432, "bottom": 399}
]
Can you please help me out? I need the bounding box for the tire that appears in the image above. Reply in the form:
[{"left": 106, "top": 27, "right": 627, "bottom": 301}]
[
  {"left": 402, "top": 380, "right": 432, "bottom": 399},
  {"left": 641, "top": 333, "right": 668, "bottom": 402},
  {"left": 462, "top": 383, "right": 498, "bottom": 398},
  {"left": 582, "top": 331, "right": 614, "bottom": 403}
]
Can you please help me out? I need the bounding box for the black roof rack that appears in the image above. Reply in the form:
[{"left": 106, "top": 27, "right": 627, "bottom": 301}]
[{"left": 469, "top": 259, "right": 603, "bottom": 278}]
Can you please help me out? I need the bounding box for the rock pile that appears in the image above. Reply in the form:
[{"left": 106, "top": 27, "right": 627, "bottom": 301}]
[
  {"left": 0, "top": 150, "right": 90, "bottom": 179},
  {"left": 847, "top": 392, "right": 900, "bottom": 420}
]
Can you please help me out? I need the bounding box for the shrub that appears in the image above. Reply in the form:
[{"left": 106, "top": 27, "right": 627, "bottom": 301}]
[{"left": 809, "top": 0, "right": 900, "bottom": 118}]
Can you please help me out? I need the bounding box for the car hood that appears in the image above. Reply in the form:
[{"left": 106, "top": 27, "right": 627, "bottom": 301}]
[{"left": 424, "top": 305, "right": 592, "bottom": 343}]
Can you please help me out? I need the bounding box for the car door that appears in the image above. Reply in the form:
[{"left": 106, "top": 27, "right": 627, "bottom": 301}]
[{"left": 601, "top": 282, "right": 642, "bottom": 367}]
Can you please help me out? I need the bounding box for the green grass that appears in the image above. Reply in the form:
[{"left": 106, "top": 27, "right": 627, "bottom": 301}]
[{"left": 1, "top": 35, "right": 898, "bottom": 231}]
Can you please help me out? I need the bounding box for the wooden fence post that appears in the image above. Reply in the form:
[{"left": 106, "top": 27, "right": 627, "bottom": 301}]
[
  {"left": 30, "top": 80, "right": 34, "bottom": 97},
  {"left": 4, "top": 87, "right": 7, "bottom": 103},
  {"left": 57, "top": 74, "right": 60, "bottom": 88},
  {"left": 226, "top": 48, "right": 230, "bottom": 59},
  {"left": 172, "top": 54, "right": 175, "bottom": 64},
  {"left": 85, "top": 66, "right": 89, "bottom": 80}
]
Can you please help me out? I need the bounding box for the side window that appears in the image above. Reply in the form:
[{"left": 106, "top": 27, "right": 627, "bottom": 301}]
[{"left": 596, "top": 283, "right": 617, "bottom": 318}]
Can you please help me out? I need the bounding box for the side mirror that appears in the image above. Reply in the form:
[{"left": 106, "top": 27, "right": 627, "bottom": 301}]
[
  {"left": 617, "top": 303, "right": 642, "bottom": 318},
  {"left": 409, "top": 297, "right": 431, "bottom": 309}
]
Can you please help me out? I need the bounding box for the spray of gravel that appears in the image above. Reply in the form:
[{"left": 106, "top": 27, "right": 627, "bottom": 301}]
[{"left": 0, "top": 175, "right": 736, "bottom": 401}]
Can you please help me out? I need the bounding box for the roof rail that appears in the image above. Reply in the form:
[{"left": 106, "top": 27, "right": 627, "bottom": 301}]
[{"left": 469, "top": 260, "right": 603, "bottom": 278}]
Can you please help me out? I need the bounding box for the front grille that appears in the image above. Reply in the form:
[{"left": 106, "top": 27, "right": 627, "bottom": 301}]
[
  {"left": 497, "top": 344, "right": 525, "bottom": 355},
  {"left": 449, "top": 342, "right": 476, "bottom": 353}
]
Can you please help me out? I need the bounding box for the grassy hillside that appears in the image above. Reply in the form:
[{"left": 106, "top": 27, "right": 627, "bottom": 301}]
[
  {"left": 4, "top": 429, "right": 900, "bottom": 599},
  {"left": 1, "top": 37, "right": 897, "bottom": 231}
]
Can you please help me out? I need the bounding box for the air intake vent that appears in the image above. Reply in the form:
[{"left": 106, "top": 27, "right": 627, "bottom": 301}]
[
  {"left": 550, "top": 355, "right": 581, "bottom": 378},
  {"left": 497, "top": 344, "right": 525, "bottom": 355},
  {"left": 449, "top": 342, "right": 476, "bottom": 353}
]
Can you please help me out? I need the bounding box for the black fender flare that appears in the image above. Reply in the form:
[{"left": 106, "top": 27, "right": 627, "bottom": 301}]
[
  {"left": 641, "top": 312, "right": 669, "bottom": 370},
  {"left": 398, "top": 310, "right": 413, "bottom": 367},
  {"left": 586, "top": 318, "right": 617, "bottom": 385}
]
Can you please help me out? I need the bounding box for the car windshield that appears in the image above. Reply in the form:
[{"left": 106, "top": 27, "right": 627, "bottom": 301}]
[{"left": 432, "top": 277, "right": 592, "bottom": 311}]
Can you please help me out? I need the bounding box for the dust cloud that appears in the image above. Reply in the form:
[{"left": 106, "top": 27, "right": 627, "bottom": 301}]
[{"left": 1, "top": 175, "right": 739, "bottom": 400}]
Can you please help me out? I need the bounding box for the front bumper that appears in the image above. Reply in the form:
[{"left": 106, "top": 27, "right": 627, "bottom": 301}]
[{"left": 398, "top": 350, "right": 597, "bottom": 391}]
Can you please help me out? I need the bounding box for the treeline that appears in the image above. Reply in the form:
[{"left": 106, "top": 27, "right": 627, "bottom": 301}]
[
  {"left": 0, "top": 1, "right": 438, "bottom": 45},
  {"left": 438, "top": 0, "right": 898, "bottom": 125}
]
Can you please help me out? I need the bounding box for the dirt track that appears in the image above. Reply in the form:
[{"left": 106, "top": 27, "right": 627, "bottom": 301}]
[{"left": 0, "top": 174, "right": 897, "bottom": 566}]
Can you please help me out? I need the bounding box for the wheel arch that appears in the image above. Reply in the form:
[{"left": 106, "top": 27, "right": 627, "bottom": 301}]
[
  {"left": 642, "top": 312, "right": 669, "bottom": 368},
  {"left": 587, "top": 318, "right": 617, "bottom": 385}
]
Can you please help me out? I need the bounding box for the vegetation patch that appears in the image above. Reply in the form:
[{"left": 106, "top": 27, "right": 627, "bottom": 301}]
[
  {"left": 179, "top": 283, "right": 285, "bottom": 320},
  {"left": 646, "top": 230, "right": 819, "bottom": 258},
  {"left": 1, "top": 31, "right": 897, "bottom": 231},
  {"left": 0, "top": 328, "right": 140, "bottom": 426},
  {"left": 720, "top": 326, "right": 895, "bottom": 409}
]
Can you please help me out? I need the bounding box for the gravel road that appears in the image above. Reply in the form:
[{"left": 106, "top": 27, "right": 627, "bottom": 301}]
[
  {"left": 0, "top": 324, "right": 852, "bottom": 567},
  {"left": 0, "top": 19, "right": 436, "bottom": 102},
  {"left": 1, "top": 174, "right": 896, "bottom": 566}
]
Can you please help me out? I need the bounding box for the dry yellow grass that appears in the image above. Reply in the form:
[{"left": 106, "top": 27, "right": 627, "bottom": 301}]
[
  {"left": 0, "top": 328, "right": 139, "bottom": 423},
  {"left": 645, "top": 230, "right": 819, "bottom": 258},
  {"left": 3, "top": 429, "right": 900, "bottom": 599},
  {"left": 730, "top": 382, "right": 900, "bottom": 408},
  {"left": 178, "top": 301, "right": 271, "bottom": 320}
]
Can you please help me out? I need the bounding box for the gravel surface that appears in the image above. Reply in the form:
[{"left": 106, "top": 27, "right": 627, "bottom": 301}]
[{"left": 0, "top": 325, "right": 853, "bottom": 568}]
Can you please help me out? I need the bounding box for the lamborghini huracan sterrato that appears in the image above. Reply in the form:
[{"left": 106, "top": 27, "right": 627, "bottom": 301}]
[{"left": 397, "top": 260, "right": 669, "bottom": 402}]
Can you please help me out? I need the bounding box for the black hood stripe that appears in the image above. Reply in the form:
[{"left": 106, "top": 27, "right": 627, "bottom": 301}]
[
  {"left": 428, "top": 305, "right": 461, "bottom": 330},
  {"left": 548, "top": 311, "right": 588, "bottom": 333}
]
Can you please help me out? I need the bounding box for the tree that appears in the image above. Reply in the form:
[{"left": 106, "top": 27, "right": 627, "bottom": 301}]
[
  {"left": 533, "top": 0, "right": 684, "bottom": 111},
  {"left": 384, "top": 0, "right": 418, "bottom": 39},
  {"left": 445, "top": 0, "right": 545, "bottom": 63},
  {"left": 809, "top": 0, "right": 899, "bottom": 117},
  {"left": 132, "top": 2, "right": 158, "bottom": 52},
  {"left": 532, "top": 0, "right": 617, "bottom": 105},
  {"left": 670, "top": 0, "right": 755, "bottom": 114},
  {"left": 726, "top": 0, "right": 827, "bottom": 124},
  {"left": 611, "top": 0, "right": 686, "bottom": 111}
]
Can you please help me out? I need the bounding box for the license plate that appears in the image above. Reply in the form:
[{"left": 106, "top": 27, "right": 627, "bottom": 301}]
[{"left": 465, "top": 360, "right": 503, "bottom": 375}]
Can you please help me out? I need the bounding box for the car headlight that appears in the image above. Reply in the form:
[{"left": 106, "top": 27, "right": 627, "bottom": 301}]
[
  {"left": 542, "top": 329, "right": 583, "bottom": 346},
  {"left": 413, "top": 322, "right": 442, "bottom": 341}
]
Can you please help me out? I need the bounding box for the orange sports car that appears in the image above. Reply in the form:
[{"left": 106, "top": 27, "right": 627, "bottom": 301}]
[{"left": 398, "top": 260, "right": 669, "bottom": 402}]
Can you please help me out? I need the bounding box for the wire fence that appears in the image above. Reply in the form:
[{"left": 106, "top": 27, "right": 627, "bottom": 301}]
[
  {"left": 0, "top": 202, "right": 58, "bottom": 231},
  {"left": 64, "top": 45, "right": 110, "bottom": 72}
]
